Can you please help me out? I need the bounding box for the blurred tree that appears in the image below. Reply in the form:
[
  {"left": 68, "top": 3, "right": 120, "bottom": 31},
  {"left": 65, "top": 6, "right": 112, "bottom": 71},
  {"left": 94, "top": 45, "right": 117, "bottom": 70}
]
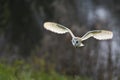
[
  {"left": 7, "top": 0, "right": 43, "bottom": 57},
  {"left": 0, "top": 0, "right": 9, "bottom": 33},
  {"left": 0, "top": 0, "right": 56, "bottom": 57}
]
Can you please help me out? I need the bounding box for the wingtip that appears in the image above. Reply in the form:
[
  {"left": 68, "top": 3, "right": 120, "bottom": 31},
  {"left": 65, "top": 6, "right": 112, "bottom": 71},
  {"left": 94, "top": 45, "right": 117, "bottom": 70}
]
[
  {"left": 43, "top": 22, "right": 50, "bottom": 28},
  {"left": 44, "top": 22, "right": 56, "bottom": 28},
  {"left": 108, "top": 31, "right": 113, "bottom": 39},
  {"left": 102, "top": 30, "right": 113, "bottom": 40},
  {"left": 111, "top": 31, "right": 113, "bottom": 39}
]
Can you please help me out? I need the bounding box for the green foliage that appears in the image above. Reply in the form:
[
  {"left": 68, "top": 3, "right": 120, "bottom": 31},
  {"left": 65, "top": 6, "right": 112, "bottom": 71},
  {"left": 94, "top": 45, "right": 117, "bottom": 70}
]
[{"left": 0, "top": 58, "right": 91, "bottom": 80}]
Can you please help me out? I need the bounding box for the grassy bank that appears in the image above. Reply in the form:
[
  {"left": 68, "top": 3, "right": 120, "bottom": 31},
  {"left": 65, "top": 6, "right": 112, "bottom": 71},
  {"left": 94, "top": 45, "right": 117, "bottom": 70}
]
[{"left": 0, "top": 58, "right": 91, "bottom": 80}]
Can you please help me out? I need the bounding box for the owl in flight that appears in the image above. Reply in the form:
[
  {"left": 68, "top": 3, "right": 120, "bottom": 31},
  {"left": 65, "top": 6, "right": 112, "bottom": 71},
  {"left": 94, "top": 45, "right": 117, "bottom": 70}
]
[{"left": 44, "top": 22, "right": 113, "bottom": 47}]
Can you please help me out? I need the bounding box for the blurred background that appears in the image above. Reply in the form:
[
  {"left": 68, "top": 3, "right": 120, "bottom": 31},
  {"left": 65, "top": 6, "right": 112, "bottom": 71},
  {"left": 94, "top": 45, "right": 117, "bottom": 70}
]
[{"left": 0, "top": 0, "right": 120, "bottom": 80}]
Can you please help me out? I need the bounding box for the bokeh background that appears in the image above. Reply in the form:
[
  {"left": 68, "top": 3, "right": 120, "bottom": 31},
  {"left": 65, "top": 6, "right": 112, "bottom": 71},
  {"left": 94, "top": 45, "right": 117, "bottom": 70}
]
[{"left": 0, "top": 0, "right": 120, "bottom": 80}]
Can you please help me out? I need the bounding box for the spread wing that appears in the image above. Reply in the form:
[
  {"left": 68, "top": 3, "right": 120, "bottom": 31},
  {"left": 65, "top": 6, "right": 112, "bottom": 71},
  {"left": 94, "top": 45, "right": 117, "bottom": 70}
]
[
  {"left": 44, "top": 22, "right": 75, "bottom": 37},
  {"left": 81, "top": 30, "right": 113, "bottom": 41}
]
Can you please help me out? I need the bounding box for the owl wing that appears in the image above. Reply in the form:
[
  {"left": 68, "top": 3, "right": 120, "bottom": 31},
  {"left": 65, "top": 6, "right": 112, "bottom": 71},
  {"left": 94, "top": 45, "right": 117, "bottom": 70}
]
[
  {"left": 81, "top": 30, "right": 113, "bottom": 41},
  {"left": 44, "top": 22, "right": 75, "bottom": 37}
]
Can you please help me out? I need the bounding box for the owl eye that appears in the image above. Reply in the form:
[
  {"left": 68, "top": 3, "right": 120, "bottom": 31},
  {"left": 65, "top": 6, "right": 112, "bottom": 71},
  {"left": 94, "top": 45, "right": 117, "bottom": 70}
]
[{"left": 76, "top": 41, "right": 78, "bottom": 43}]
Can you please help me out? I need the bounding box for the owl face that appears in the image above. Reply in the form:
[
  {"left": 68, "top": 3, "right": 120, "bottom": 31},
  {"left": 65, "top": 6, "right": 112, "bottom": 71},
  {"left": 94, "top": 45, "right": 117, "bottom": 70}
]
[{"left": 71, "top": 37, "right": 84, "bottom": 47}]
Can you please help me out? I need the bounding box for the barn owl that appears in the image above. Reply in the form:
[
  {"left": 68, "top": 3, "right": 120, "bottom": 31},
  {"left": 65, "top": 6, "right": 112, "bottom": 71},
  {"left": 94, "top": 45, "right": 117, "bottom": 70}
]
[{"left": 44, "top": 22, "right": 113, "bottom": 47}]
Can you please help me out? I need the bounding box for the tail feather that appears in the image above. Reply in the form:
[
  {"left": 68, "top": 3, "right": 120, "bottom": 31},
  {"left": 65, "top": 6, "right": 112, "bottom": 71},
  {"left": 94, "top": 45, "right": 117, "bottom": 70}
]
[{"left": 80, "top": 43, "right": 84, "bottom": 47}]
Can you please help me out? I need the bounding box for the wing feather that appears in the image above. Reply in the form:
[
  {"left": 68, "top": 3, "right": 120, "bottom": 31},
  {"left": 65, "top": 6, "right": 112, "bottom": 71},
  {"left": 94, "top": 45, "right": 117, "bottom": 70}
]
[
  {"left": 44, "top": 22, "right": 75, "bottom": 37},
  {"left": 44, "top": 22, "right": 69, "bottom": 34},
  {"left": 81, "top": 30, "right": 113, "bottom": 41}
]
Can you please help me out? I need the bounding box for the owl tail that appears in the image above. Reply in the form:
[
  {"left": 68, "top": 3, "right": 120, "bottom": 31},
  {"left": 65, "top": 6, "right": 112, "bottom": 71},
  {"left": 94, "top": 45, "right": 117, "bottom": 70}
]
[{"left": 80, "top": 43, "right": 84, "bottom": 47}]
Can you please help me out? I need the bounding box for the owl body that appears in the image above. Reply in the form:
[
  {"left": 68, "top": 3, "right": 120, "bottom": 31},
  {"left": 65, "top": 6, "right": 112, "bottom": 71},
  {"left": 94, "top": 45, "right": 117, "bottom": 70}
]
[{"left": 44, "top": 22, "right": 113, "bottom": 47}]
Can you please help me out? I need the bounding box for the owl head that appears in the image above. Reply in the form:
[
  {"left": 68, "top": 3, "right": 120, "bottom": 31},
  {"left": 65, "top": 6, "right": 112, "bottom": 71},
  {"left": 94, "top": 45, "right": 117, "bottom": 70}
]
[{"left": 71, "top": 37, "right": 84, "bottom": 47}]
